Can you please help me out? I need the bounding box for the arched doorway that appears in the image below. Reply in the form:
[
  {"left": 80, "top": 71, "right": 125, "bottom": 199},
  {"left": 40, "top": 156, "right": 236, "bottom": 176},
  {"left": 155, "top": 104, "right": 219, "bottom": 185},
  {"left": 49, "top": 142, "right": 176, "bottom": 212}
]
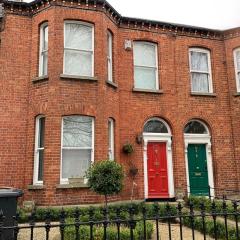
[
  {"left": 143, "top": 118, "right": 174, "bottom": 199},
  {"left": 184, "top": 120, "right": 214, "bottom": 197}
]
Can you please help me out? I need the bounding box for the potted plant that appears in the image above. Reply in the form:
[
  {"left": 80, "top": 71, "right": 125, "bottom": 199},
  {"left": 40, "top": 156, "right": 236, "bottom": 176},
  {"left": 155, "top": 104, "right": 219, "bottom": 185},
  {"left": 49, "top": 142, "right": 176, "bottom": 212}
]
[{"left": 122, "top": 143, "right": 134, "bottom": 154}]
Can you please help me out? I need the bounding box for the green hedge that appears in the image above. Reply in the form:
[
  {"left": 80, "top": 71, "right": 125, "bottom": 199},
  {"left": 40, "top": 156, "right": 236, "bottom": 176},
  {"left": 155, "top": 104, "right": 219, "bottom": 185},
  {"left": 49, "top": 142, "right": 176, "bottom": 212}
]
[
  {"left": 183, "top": 214, "right": 238, "bottom": 240},
  {"left": 64, "top": 221, "right": 154, "bottom": 240},
  {"left": 17, "top": 202, "right": 177, "bottom": 223}
]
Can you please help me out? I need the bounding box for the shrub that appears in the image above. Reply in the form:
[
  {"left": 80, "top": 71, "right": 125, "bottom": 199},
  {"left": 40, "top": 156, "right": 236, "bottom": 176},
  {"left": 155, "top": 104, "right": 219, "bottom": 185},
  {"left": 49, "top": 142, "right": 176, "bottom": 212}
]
[
  {"left": 85, "top": 160, "right": 124, "bottom": 210},
  {"left": 64, "top": 221, "right": 153, "bottom": 240}
]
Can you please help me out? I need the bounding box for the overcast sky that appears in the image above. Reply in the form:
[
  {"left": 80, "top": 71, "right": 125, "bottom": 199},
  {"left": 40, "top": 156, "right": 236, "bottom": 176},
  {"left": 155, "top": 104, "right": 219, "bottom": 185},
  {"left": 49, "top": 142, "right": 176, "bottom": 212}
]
[
  {"left": 107, "top": 0, "right": 240, "bottom": 30},
  {"left": 24, "top": 0, "right": 240, "bottom": 30}
]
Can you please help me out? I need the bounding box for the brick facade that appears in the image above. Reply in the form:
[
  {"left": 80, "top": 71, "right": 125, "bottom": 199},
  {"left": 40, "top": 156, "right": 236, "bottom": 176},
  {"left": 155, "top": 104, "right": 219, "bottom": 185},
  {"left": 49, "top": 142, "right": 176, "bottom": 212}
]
[{"left": 0, "top": 0, "right": 239, "bottom": 206}]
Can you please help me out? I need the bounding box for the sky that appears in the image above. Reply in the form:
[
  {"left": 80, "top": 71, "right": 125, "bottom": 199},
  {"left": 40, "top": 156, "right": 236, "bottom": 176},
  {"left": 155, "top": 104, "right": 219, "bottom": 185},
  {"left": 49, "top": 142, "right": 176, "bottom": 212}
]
[
  {"left": 107, "top": 0, "right": 240, "bottom": 30},
  {"left": 24, "top": 0, "right": 240, "bottom": 30}
]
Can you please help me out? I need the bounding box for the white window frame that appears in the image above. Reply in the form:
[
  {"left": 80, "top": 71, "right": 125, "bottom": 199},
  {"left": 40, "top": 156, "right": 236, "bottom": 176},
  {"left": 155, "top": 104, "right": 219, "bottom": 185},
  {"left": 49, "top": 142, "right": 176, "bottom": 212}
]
[
  {"left": 189, "top": 48, "right": 213, "bottom": 93},
  {"left": 60, "top": 116, "right": 95, "bottom": 184},
  {"left": 108, "top": 118, "right": 114, "bottom": 160},
  {"left": 39, "top": 23, "right": 48, "bottom": 77},
  {"left": 33, "top": 115, "right": 45, "bottom": 185},
  {"left": 233, "top": 48, "right": 240, "bottom": 92},
  {"left": 133, "top": 41, "right": 159, "bottom": 90},
  {"left": 63, "top": 20, "right": 94, "bottom": 77},
  {"left": 107, "top": 30, "right": 113, "bottom": 82}
]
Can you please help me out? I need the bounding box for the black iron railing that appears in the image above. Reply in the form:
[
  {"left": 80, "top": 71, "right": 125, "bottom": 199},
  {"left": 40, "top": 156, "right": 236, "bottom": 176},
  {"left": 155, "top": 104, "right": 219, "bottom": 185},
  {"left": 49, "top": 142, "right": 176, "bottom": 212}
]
[{"left": 0, "top": 200, "right": 239, "bottom": 240}]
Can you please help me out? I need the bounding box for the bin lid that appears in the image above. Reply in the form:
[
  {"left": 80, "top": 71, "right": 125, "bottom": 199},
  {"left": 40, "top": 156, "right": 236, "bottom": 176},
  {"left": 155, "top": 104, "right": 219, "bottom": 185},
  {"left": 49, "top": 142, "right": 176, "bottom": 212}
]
[{"left": 0, "top": 188, "right": 23, "bottom": 197}]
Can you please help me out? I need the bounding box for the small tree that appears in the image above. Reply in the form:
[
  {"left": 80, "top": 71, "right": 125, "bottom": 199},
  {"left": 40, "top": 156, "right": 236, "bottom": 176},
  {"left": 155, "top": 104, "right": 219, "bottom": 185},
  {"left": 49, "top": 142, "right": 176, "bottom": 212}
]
[{"left": 85, "top": 160, "right": 124, "bottom": 209}]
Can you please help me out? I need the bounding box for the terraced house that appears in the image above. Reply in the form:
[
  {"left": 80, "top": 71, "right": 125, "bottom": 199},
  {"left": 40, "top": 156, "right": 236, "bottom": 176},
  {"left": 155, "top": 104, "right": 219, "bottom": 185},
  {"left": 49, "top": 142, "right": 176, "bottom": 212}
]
[{"left": 0, "top": 0, "right": 239, "bottom": 206}]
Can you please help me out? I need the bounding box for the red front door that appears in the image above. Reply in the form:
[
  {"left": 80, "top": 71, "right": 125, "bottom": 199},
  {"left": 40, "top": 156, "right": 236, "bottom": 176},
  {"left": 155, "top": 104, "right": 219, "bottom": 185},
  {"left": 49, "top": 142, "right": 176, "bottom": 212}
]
[{"left": 147, "top": 142, "right": 169, "bottom": 198}]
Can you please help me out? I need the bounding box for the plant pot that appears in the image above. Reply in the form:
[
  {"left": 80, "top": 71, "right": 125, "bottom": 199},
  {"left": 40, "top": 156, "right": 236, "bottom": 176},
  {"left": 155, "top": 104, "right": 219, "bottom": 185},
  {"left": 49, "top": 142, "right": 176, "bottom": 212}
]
[
  {"left": 129, "top": 167, "right": 138, "bottom": 177},
  {"left": 122, "top": 143, "right": 134, "bottom": 154}
]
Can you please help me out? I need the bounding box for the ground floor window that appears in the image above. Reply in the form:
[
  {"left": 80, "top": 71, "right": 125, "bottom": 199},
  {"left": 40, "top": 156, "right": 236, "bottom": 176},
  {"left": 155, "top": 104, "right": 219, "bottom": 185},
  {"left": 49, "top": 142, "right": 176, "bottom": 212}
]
[
  {"left": 61, "top": 115, "right": 94, "bottom": 182},
  {"left": 33, "top": 115, "right": 45, "bottom": 185}
]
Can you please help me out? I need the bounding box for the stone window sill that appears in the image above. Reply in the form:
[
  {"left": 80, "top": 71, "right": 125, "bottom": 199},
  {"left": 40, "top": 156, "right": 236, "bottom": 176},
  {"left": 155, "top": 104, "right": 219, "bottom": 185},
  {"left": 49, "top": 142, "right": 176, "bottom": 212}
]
[
  {"left": 234, "top": 92, "right": 240, "bottom": 97},
  {"left": 132, "top": 88, "right": 163, "bottom": 94},
  {"left": 191, "top": 92, "right": 217, "bottom": 97},
  {"left": 27, "top": 185, "right": 45, "bottom": 190},
  {"left": 56, "top": 183, "right": 89, "bottom": 189},
  {"left": 106, "top": 80, "right": 118, "bottom": 88},
  {"left": 60, "top": 74, "right": 98, "bottom": 82},
  {"left": 32, "top": 75, "right": 49, "bottom": 83}
]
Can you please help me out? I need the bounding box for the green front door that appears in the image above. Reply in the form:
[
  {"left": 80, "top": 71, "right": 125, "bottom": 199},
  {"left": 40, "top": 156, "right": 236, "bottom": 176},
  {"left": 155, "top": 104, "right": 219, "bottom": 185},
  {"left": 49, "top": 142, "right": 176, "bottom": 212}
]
[{"left": 187, "top": 144, "right": 209, "bottom": 196}]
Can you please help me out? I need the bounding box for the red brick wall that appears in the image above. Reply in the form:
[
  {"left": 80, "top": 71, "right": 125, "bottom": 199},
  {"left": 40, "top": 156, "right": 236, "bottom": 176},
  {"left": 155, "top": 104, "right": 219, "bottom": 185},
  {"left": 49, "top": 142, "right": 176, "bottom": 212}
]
[
  {"left": 0, "top": 3, "right": 239, "bottom": 206},
  {"left": 0, "top": 14, "right": 31, "bottom": 189}
]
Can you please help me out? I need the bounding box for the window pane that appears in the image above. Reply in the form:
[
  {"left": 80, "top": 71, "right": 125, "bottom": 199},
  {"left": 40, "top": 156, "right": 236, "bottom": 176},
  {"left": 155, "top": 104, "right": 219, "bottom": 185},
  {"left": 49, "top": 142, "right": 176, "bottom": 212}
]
[
  {"left": 107, "top": 59, "right": 112, "bottom": 82},
  {"left": 107, "top": 32, "right": 112, "bottom": 57},
  {"left": 63, "top": 116, "right": 92, "bottom": 148},
  {"left": 38, "top": 117, "right": 45, "bottom": 148},
  {"left": 236, "top": 50, "right": 240, "bottom": 70},
  {"left": 41, "top": 52, "right": 48, "bottom": 76},
  {"left": 108, "top": 120, "right": 114, "bottom": 160},
  {"left": 134, "top": 66, "right": 156, "bottom": 89},
  {"left": 134, "top": 42, "right": 156, "bottom": 67},
  {"left": 43, "top": 26, "right": 48, "bottom": 51},
  {"left": 64, "top": 50, "right": 92, "bottom": 76},
  {"left": 62, "top": 149, "right": 91, "bottom": 178},
  {"left": 38, "top": 149, "right": 44, "bottom": 181},
  {"left": 238, "top": 72, "right": 240, "bottom": 85},
  {"left": 184, "top": 121, "right": 207, "bottom": 134},
  {"left": 190, "top": 51, "right": 209, "bottom": 72},
  {"left": 191, "top": 73, "right": 209, "bottom": 92},
  {"left": 65, "top": 23, "right": 92, "bottom": 50},
  {"left": 144, "top": 120, "right": 168, "bottom": 133}
]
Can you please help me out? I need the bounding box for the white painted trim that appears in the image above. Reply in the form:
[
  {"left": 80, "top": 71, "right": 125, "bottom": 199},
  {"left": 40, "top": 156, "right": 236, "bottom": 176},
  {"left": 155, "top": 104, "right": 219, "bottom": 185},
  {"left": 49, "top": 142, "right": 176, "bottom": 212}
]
[
  {"left": 189, "top": 47, "right": 213, "bottom": 93},
  {"left": 63, "top": 21, "right": 94, "bottom": 77},
  {"left": 60, "top": 116, "right": 94, "bottom": 184},
  {"left": 233, "top": 48, "right": 240, "bottom": 92},
  {"left": 184, "top": 134, "right": 214, "bottom": 198},
  {"left": 143, "top": 132, "right": 175, "bottom": 199},
  {"left": 133, "top": 41, "right": 159, "bottom": 90},
  {"left": 33, "top": 115, "right": 45, "bottom": 185}
]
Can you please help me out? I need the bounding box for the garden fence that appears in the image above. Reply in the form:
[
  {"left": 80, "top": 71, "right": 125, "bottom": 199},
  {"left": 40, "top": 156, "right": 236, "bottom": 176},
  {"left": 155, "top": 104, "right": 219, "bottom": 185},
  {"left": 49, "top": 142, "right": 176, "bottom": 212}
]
[{"left": 0, "top": 200, "right": 239, "bottom": 240}]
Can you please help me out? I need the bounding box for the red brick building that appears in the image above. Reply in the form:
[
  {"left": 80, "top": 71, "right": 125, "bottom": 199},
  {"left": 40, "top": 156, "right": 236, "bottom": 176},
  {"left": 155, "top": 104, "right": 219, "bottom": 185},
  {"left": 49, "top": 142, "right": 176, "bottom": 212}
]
[{"left": 0, "top": 0, "right": 239, "bottom": 206}]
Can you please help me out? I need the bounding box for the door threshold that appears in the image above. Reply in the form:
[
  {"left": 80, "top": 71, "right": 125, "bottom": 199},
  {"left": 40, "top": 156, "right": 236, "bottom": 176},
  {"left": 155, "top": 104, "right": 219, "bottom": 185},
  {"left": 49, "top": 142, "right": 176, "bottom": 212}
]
[{"left": 145, "top": 197, "right": 176, "bottom": 202}]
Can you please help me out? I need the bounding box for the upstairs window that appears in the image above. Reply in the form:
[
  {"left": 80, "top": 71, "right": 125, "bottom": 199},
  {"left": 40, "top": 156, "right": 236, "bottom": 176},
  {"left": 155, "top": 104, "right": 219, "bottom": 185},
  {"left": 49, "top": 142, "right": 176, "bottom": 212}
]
[
  {"left": 234, "top": 48, "right": 240, "bottom": 92},
  {"left": 189, "top": 48, "right": 213, "bottom": 93},
  {"left": 39, "top": 23, "right": 48, "bottom": 76},
  {"left": 107, "top": 31, "right": 113, "bottom": 82},
  {"left": 133, "top": 42, "right": 158, "bottom": 90},
  {"left": 64, "top": 21, "right": 94, "bottom": 77},
  {"left": 108, "top": 118, "right": 114, "bottom": 160},
  {"left": 61, "top": 116, "right": 94, "bottom": 182},
  {"left": 33, "top": 116, "right": 45, "bottom": 185}
]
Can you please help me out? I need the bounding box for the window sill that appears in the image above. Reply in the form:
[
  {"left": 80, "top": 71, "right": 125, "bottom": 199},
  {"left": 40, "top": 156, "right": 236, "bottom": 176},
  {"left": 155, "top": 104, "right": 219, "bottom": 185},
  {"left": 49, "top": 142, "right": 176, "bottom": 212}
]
[
  {"left": 132, "top": 88, "right": 163, "bottom": 94},
  {"left": 190, "top": 92, "right": 217, "bottom": 97},
  {"left": 27, "top": 185, "right": 46, "bottom": 190},
  {"left": 32, "top": 75, "right": 49, "bottom": 83},
  {"left": 233, "top": 93, "right": 240, "bottom": 97},
  {"left": 56, "top": 183, "right": 89, "bottom": 189},
  {"left": 60, "top": 74, "right": 98, "bottom": 82},
  {"left": 106, "top": 80, "right": 118, "bottom": 88}
]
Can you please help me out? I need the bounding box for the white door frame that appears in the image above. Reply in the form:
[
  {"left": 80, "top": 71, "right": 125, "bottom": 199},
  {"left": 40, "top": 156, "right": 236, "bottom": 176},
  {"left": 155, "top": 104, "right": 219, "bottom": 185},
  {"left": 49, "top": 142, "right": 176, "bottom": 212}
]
[
  {"left": 184, "top": 134, "right": 214, "bottom": 198},
  {"left": 143, "top": 133, "right": 175, "bottom": 198}
]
